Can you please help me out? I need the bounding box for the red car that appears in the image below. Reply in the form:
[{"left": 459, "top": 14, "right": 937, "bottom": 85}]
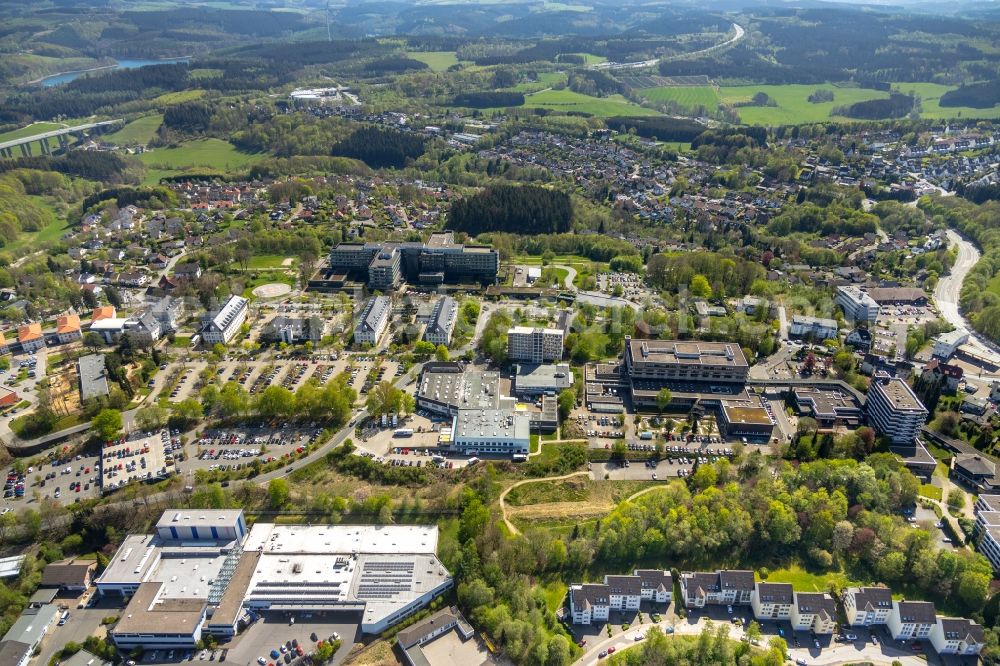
[
  {"left": 577, "top": 640, "right": 587, "bottom": 647},
  {"left": 608, "top": 647, "right": 616, "bottom": 654}
]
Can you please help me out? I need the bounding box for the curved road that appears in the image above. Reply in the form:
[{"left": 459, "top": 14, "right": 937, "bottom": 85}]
[
  {"left": 934, "top": 229, "right": 1000, "bottom": 366},
  {"left": 595, "top": 23, "right": 745, "bottom": 70}
]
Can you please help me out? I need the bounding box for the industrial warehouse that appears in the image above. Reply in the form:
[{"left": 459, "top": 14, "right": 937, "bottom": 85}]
[{"left": 97, "top": 510, "right": 453, "bottom": 650}]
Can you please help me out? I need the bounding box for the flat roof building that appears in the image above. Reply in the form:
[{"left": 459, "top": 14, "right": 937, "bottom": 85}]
[
  {"left": 78, "top": 353, "right": 110, "bottom": 403},
  {"left": 836, "top": 286, "right": 880, "bottom": 324},
  {"left": 513, "top": 363, "right": 574, "bottom": 397},
  {"left": 792, "top": 387, "right": 863, "bottom": 427},
  {"left": 415, "top": 364, "right": 503, "bottom": 416},
  {"left": 866, "top": 374, "right": 928, "bottom": 445},
  {"left": 718, "top": 391, "right": 774, "bottom": 440},
  {"left": 450, "top": 408, "right": 530, "bottom": 456},
  {"left": 507, "top": 326, "right": 564, "bottom": 363}
]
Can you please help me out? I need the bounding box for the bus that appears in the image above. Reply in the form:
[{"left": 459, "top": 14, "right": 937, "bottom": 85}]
[{"left": 393, "top": 428, "right": 414, "bottom": 438}]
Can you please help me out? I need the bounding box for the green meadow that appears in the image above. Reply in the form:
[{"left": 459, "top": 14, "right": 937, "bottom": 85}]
[
  {"left": 637, "top": 85, "right": 721, "bottom": 110},
  {"left": 521, "top": 89, "right": 659, "bottom": 116},
  {"left": 138, "top": 138, "right": 264, "bottom": 184},
  {"left": 407, "top": 51, "right": 463, "bottom": 71},
  {"left": 106, "top": 114, "right": 163, "bottom": 145}
]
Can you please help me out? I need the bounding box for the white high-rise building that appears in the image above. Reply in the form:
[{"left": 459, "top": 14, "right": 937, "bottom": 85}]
[
  {"left": 507, "top": 326, "right": 563, "bottom": 363},
  {"left": 866, "top": 374, "right": 928, "bottom": 444},
  {"left": 836, "top": 286, "right": 880, "bottom": 324}
]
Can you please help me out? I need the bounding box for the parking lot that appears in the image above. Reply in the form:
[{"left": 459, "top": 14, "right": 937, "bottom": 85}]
[
  {"left": 220, "top": 610, "right": 357, "bottom": 666},
  {"left": 100, "top": 429, "right": 177, "bottom": 493},
  {"left": 189, "top": 426, "right": 323, "bottom": 474}
]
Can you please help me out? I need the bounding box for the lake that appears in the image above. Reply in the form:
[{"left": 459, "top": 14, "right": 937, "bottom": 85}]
[{"left": 40, "top": 57, "right": 190, "bottom": 87}]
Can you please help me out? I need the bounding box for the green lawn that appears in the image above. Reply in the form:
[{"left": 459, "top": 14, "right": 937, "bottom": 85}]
[
  {"left": 407, "top": 51, "right": 461, "bottom": 71},
  {"left": 246, "top": 255, "right": 295, "bottom": 269},
  {"left": 519, "top": 89, "right": 659, "bottom": 117},
  {"left": 541, "top": 581, "right": 568, "bottom": 613},
  {"left": 764, "top": 564, "right": 855, "bottom": 592},
  {"left": 563, "top": 53, "right": 606, "bottom": 65},
  {"left": 919, "top": 483, "right": 943, "bottom": 501},
  {"left": 107, "top": 114, "right": 163, "bottom": 145},
  {"left": 152, "top": 90, "right": 206, "bottom": 105},
  {"left": 637, "top": 85, "right": 721, "bottom": 110},
  {"left": 138, "top": 139, "right": 264, "bottom": 184}
]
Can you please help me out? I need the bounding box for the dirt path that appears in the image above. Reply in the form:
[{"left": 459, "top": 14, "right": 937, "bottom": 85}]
[{"left": 499, "top": 472, "right": 671, "bottom": 535}]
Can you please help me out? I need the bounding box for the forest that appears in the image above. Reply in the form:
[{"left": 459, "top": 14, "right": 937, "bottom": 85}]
[
  {"left": 453, "top": 91, "right": 526, "bottom": 108},
  {"left": 605, "top": 116, "right": 705, "bottom": 142},
  {"left": 448, "top": 184, "right": 573, "bottom": 235},
  {"left": 940, "top": 80, "right": 1000, "bottom": 109},
  {"left": 839, "top": 93, "right": 914, "bottom": 120},
  {"left": 330, "top": 126, "right": 428, "bottom": 169}
]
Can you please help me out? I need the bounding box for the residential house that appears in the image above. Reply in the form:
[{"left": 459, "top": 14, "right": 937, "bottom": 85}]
[
  {"left": 124, "top": 312, "right": 163, "bottom": 346},
  {"left": 116, "top": 272, "right": 149, "bottom": 288},
  {"left": 929, "top": 617, "right": 985, "bottom": 656},
  {"left": 17, "top": 323, "right": 43, "bottom": 352},
  {"left": 791, "top": 592, "right": 837, "bottom": 634},
  {"left": 91, "top": 306, "right": 117, "bottom": 323},
  {"left": 41, "top": 558, "right": 97, "bottom": 591},
  {"left": 842, "top": 587, "right": 893, "bottom": 626},
  {"left": 751, "top": 582, "right": 794, "bottom": 621},
  {"left": 887, "top": 600, "right": 937, "bottom": 640},
  {"left": 921, "top": 359, "right": 963, "bottom": 393},
  {"left": 174, "top": 263, "right": 202, "bottom": 281},
  {"left": 55, "top": 314, "right": 82, "bottom": 344}
]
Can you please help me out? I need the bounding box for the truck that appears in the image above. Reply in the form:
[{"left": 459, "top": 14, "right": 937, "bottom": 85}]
[
  {"left": 393, "top": 428, "right": 414, "bottom": 438},
  {"left": 639, "top": 431, "right": 653, "bottom": 440}
]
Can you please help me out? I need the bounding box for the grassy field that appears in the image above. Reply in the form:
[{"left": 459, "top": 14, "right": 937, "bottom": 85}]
[
  {"left": 507, "top": 478, "right": 590, "bottom": 506},
  {"left": 637, "top": 85, "right": 720, "bottom": 110},
  {"left": 764, "top": 564, "right": 855, "bottom": 592},
  {"left": 721, "top": 84, "right": 890, "bottom": 125},
  {"left": 563, "top": 53, "right": 607, "bottom": 65},
  {"left": 520, "top": 89, "right": 659, "bottom": 117},
  {"left": 151, "top": 89, "right": 205, "bottom": 105},
  {"left": 7, "top": 200, "right": 68, "bottom": 253},
  {"left": 138, "top": 138, "right": 264, "bottom": 184},
  {"left": 895, "top": 82, "right": 1000, "bottom": 120},
  {"left": 541, "top": 581, "right": 568, "bottom": 613},
  {"left": 407, "top": 51, "right": 461, "bottom": 71},
  {"left": 632, "top": 80, "right": 1000, "bottom": 124},
  {"left": 106, "top": 114, "right": 162, "bottom": 145},
  {"left": 246, "top": 255, "right": 295, "bottom": 269}
]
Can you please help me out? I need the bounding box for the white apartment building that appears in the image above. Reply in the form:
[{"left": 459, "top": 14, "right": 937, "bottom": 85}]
[
  {"left": 200, "top": 295, "right": 249, "bottom": 346},
  {"left": 836, "top": 286, "right": 880, "bottom": 324},
  {"left": 887, "top": 600, "right": 937, "bottom": 640},
  {"left": 974, "top": 495, "right": 1000, "bottom": 570},
  {"left": 569, "top": 570, "right": 671, "bottom": 624},
  {"left": 933, "top": 328, "right": 969, "bottom": 359},
  {"left": 423, "top": 296, "right": 457, "bottom": 347},
  {"left": 569, "top": 584, "right": 610, "bottom": 625},
  {"left": 507, "top": 326, "right": 564, "bottom": 363},
  {"left": 789, "top": 315, "right": 838, "bottom": 340},
  {"left": 791, "top": 592, "right": 837, "bottom": 634},
  {"left": 635, "top": 569, "right": 672, "bottom": 603},
  {"left": 929, "top": 617, "right": 986, "bottom": 656},
  {"left": 842, "top": 586, "right": 893, "bottom": 626},
  {"left": 866, "top": 374, "right": 928, "bottom": 445},
  {"left": 751, "top": 582, "right": 794, "bottom": 621},
  {"left": 605, "top": 576, "right": 642, "bottom": 613},
  {"left": 354, "top": 296, "right": 391, "bottom": 346},
  {"left": 679, "top": 570, "right": 755, "bottom": 608}
]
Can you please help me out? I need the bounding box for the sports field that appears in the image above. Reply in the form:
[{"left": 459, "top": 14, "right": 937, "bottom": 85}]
[
  {"left": 138, "top": 138, "right": 264, "bottom": 184},
  {"left": 521, "top": 89, "right": 659, "bottom": 116},
  {"left": 106, "top": 114, "right": 162, "bottom": 145}
]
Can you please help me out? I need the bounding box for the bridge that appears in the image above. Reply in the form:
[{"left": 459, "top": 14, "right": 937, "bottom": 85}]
[{"left": 0, "top": 119, "right": 124, "bottom": 158}]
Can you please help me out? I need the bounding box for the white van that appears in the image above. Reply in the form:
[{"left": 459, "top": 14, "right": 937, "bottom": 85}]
[{"left": 58, "top": 610, "right": 70, "bottom": 626}]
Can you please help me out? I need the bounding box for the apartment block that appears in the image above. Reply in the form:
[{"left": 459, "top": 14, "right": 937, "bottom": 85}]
[
  {"left": 865, "top": 374, "right": 928, "bottom": 445},
  {"left": 751, "top": 582, "right": 794, "bottom": 621},
  {"left": 791, "top": 592, "right": 837, "bottom": 634},
  {"left": 679, "top": 570, "right": 754, "bottom": 608},
  {"left": 354, "top": 296, "right": 391, "bottom": 346},
  {"left": 836, "top": 286, "right": 880, "bottom": 324},
  {"left": 423, "top": 296, "right": 458, "bottom": 347},
  {"left": 929, "top": 617, "right": 985, "bottom": 656},
  {"left": 842, "top": 587, "right": 893, "bottom": 626},
  {"left": 568, "top": 570, "right": 672, "bottom": 624},
  {"left": 507, "top": 326, "right": 564, "bottom": 363},
  {"left": 200, "top": 295, "right": 249, "bottom": 346},
  {"left": 887, "top": 600, "right": 937, "bottom": 640},
  {"left": 569, "top": 584, "right": 610, "bottom": 625},
  {"left": 634, "top": 569, "right": 672, "bottom": 603}
]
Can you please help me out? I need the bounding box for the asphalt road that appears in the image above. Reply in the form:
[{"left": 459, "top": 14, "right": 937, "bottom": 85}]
[{"left": 934, "top": 229, "right": 1000, "bottom": 365}]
